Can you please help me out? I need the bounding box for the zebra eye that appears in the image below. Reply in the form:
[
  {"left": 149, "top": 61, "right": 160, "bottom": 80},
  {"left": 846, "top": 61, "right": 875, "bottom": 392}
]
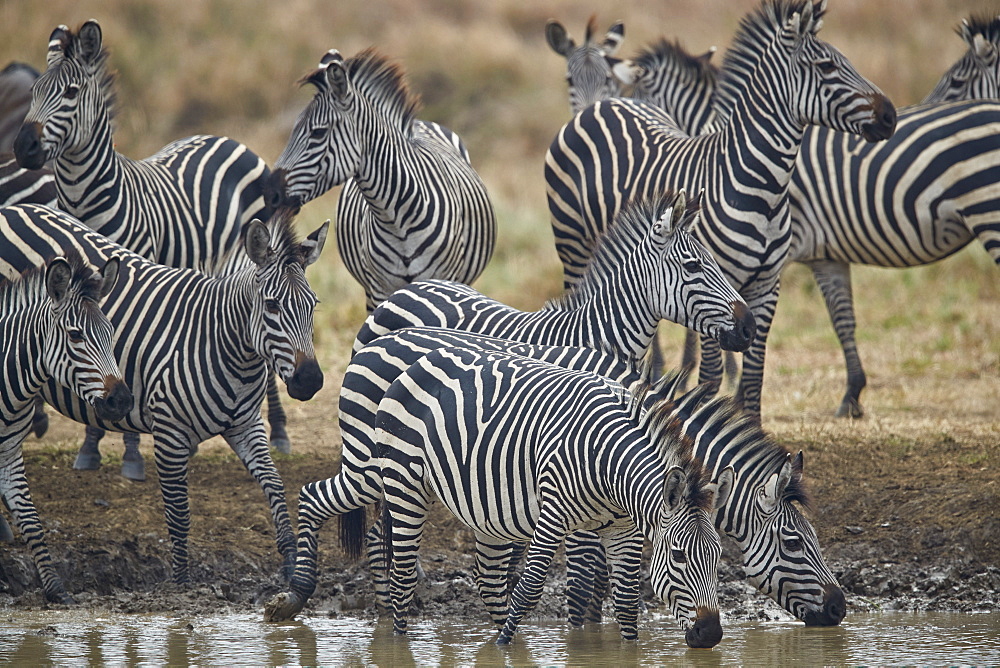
[
  {"left": 683, "top": 259, "right": 701, "bottom": 273},
  {"left": 64, "top": 84, "right": 80, "bottom": 100},
  {"left": 815, "top": 59, "right": 838, "bottom": 75},
  {"left": 783, "top": 537, "right": 803, "bottom": 552},
  {"left": 264, "top": 299, "right": 281, "bottom": 314},
  {"left": 67, "top": 329, "right": 84, "bottom": 343},
  {"left": 671, "top": 548, "right": 687, "bottom": 564},
  {"left": 309, "top": 126, "right": 328, "bottom": 140}
]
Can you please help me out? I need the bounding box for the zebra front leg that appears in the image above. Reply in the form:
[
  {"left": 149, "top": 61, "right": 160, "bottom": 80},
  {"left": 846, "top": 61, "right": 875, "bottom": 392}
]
[
  {"left": 120, "top": 432, "right": 146, "bottom": 482},
  {"left": 602, "top": 526, "right": 644, "bottom": 641},
  {"left": 498, "top": 507, "right": 566, "bottom": 645},
  {"left": 697, "top": 336, "right": 725, "bottom": 388},
  {"left": 152, "top": 427, "right": 196, "bottom": 583},
  {"left": 1, "top": 431, "right": 74, "bottom": 603},
  {"left": 72, "top": 425, "right": 107, "bottom": 471},
  {"left": 30, "top": 395, "right": 48, "bottom": 439},
  {"left": 809, "top": 260, "right": 866, "bottom": 418},
  {"left": 265, "top": 373, "right": 291, "bottom": 454},
  {"left": 474, "top": 535, "right": 518, "bottom": 626},
  {"left": 565, "top": 530, "right": 604, "bottom": 626},
  {"left": 222, "top": 420, "right": 295, "bottom": 580},
  {"left": 735, "top": 290, "right": 780, "bottom": 418}
]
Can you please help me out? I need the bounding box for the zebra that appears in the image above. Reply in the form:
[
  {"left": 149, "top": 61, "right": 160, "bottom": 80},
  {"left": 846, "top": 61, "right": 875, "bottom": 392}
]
[
  {"left": 0, "top": 203, "right": 327, "bottom": 586},
  {"left": 562, "top": 379, "right": 846, "bottom": 628},
  {"left": 267, "top": 48, "right": 497, "bottom": 314},
  {"left": 544, "top": 0, "right": 896, "bottom": 415},
  {"left": 376, "top": 348, "right": 731, "bottom": 647},
  {"left": 923, "top": 13, "right": 1000, "bottom": 105},
  {"left": 545, "top": 16, "right": 636, "bottom": 116},
  {"left": 0, "top": 251, "right": 131, "bottom": 603},
  {"left": 11, "top": 20, "right": 297, "bottom": 472}
]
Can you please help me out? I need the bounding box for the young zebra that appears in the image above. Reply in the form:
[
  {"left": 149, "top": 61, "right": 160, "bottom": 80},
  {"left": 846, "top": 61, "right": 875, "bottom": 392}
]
[
  {"left": 545, "top": 16, "right": 635, "bottom": 116},
  {"left": 0, "top": 252, "right": 130, "bottom": 603},
  {"left": 12, "top": 20, "right": 294, "bottom": 471},
  {"left": 0, "top": 203, "right": 326, "bottom": 586},
  {"left": 267, "top": 48, "right": 497, "bottom": 314},
  {"left": 544, "top": 0, "right": 895, "bottom": 415},
  {"left": 376, "top": 348, "right": 731, "bottom": 647}
]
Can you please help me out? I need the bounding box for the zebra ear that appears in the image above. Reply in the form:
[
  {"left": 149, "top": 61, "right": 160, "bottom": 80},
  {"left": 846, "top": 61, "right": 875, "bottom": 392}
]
[
  {"left": 761, "top": 454, "right": 794, "bottom": 513},
  {"left": 299, "top": 220, "right": 330, "bottom": 267},
  {"left": 324, "top": 57, "right": 350, "bottom": 103},
  {"left": 697, "top": 46, "right": 718, "bottom": 65},
  {"left": 973, "top": 34, "right": 998, "bottom": 64},
  {"left": 77, "top": 20, "right": 103, "bottom": 66},
  {"left": 47, "top": 26, "right": 72, "bottom": 66},
  {"left": 710, "top": 466, "right": 735, "bottom": 511},
  {"left": 662, "top": 466, "right": 687, "bottom": 515},
  {"left": 545, "top": 20, "right": 575, "bottom": 56},
  {"left": 611, "top": 59, "right": 644, "bottom": 86},
  {"left": 244, "top": 219, "right": 273, "bottom": 267},
  {"left": 670, "top": 189, "right": 688, "bottom": 228},
  {"left": 45, "top": 257, "right": 73, "bottom": 304},
  {"left": 600, "top": 21, "right": 626, "bottom": 56},
  {"left": 98, "top": 257, "right": 120, "bottom": 300}
]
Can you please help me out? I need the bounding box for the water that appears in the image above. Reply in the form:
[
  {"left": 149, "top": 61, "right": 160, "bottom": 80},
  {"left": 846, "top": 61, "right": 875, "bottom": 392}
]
[{"left": 1, "top": 610, "right": 997, "bottom": 666}]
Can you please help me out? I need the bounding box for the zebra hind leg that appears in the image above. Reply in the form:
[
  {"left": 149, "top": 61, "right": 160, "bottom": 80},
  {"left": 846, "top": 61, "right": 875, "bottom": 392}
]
[
  {"left": 474, "top": 536, "right": 518, "bottom": 626},
  {"left": 809, "top": 261, "right": 866, "bottom": 418},
  {"left": 120, "top": 432, "right": 146, "bottom": 482},
  {"left": 266, "top": 374, "right": 291, "bottom": 454},
  {"left": 72, "top": 426, "right": 107, "bottom": 471}
]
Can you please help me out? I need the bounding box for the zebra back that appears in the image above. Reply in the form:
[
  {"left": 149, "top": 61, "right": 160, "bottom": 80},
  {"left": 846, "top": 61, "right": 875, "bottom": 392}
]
[{"left": 924, "top": 13, "right": 1000, "bottom": 103}]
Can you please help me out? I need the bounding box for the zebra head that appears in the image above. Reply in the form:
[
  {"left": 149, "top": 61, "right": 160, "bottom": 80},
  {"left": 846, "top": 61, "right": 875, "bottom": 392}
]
[
  {"left": 924, "top": 14, "right": 1000, "bottom": 103},
  {"left": 545, "top": 16, "right": 642, "bottom": 115},
  {"left": 269, "top": 49, "right": 408, "bottom": 208},
  {"left": 649, "top": 461, "right": 731, "bottom": 649},
  {"left": 611, "top": 190, "right": 755, "bottom": 352},
  {"left": 243, "top": 210, "right": 328, "bottom": 401},
  {"left": 629, "top": 40, "right": 721, "bottom": 137},
  {"left": 14, "top": 20, "right": 114, "bottom": 171},
  {"left": 42, "top": 254, "right": 132, "bottom": 421}
]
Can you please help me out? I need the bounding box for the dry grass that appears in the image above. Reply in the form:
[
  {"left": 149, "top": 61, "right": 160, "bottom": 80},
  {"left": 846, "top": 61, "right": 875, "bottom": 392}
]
[{"left": 2, "top": 0, "right": 997, "bottom": 438}]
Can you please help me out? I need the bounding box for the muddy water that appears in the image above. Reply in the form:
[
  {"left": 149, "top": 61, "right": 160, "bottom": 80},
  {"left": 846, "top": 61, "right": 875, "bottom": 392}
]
[{"left": 1, "top": 611, "right": 997, "bottom": 665}]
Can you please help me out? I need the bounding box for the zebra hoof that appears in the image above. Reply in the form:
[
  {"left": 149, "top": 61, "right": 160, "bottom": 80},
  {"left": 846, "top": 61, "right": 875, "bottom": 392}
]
[
  {"left": 835, "top": 399, "right": 864, "bottom": 419},
  {"left": 0, "top": 515, "right": 14, "bottom": 542},
  {"left": 263, "top": 591, "right": 304, "bottom": 622},
  {"left": 120, "top": 459, "right": 146, "bottom": 482},
  {"left": 72, "top": 451, "right": 102, "bottom": 471},
  {"left": 270, "top": 436, "right": 292, "bottom": 455},
  {"left": 31, "top": 412, "right": 49, "bottom": 439},
  {"left": 495, "top": 634, "right": 512, "bottom": 646},
  {"left": 46, "top": 588, "right": 76, "bottom": 605}
]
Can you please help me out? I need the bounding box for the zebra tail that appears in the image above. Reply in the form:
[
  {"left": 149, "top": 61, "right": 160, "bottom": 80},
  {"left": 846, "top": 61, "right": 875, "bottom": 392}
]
[{"left": 339, "top": 505, "right": 368, "bottom": 561}]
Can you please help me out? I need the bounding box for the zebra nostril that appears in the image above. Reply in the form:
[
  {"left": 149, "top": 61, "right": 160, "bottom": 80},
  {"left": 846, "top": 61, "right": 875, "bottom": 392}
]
[{"left": 13, "top": 124, "right": 44, "bottom": 170}]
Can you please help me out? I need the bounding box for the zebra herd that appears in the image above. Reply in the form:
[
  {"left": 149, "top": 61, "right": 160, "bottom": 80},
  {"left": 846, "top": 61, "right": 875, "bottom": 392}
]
[{"left": 0, "top": 0, "right": 996, "bottom": 650}]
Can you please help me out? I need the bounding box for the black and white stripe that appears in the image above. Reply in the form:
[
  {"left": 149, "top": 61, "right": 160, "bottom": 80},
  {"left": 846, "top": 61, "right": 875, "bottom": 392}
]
[
  {"left": 376, "top": 349, "right": 729, "bottom": 647},
  {"left": 268, "top": 48, "right": 497, "bottom": 313},
  {"left": 544, "top": 0, "right": 895, "bottom": 415},
  {"left": 545, "top": 16, "right": 634, "bottom": 116},
  {"left": 923, "top": 13, "right": 1000, "bottom": 104},
  {"left": 1, "top": 203, "right": 326, "bottom": 588},
  {"left": 0, "top": 251, "right": 129, "bottom": 603}
]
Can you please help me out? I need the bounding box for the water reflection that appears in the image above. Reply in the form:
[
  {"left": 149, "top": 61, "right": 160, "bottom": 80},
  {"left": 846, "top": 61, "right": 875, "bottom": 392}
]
[{"left": 0, "top": 610, "right": 997, "bottom": 665}]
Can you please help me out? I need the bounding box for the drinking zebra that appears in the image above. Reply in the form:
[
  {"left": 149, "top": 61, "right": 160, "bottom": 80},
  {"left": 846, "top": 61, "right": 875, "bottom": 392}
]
[
  {"left": 0, "top": 251, "right": 130, "bottom": 603},
  {"left": 545, "top": 16, "right": 633, "bottom": 116},
  {"left": 1, "top": 203, "right": 326, "bottom": 586},
  {"left": 375, "top": 348, "right": 730, "bottom": 647},
  {"left": 267, "top": 48, "right": 497, "bottom": 314},
  {"left": 544, "top": 0, "right": 895, "bottom": 415},
  {"left": 11, "top": 20, "right": 293, "bottom": 474}
]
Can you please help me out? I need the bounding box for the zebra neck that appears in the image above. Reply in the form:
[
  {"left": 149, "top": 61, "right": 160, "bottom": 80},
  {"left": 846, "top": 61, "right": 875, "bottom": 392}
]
[
  {"left": 574, "top": 281, "right": 658, "bottom": 359},
  {"left": 215, "top": 271, "right": 266, "bottom": 369},
  {"left": 602, "top": 434, "right": 670, "bottom": 542},
  {"left": 0, "top": 307, "right": 49, "bottom": 418},
  {"left": 53, "top": 118, "right": 127, "bottom": 232},
  {"left": 351, "top": 141, "right": 429, "bottom": 225}
]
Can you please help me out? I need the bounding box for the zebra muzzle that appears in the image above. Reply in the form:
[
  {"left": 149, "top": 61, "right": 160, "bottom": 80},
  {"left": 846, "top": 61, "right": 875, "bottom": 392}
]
[
  {"left": 285, "top": 355, "right": 323, "bottom": 401},
  {"left": 685, "top": 606, "right": 723, "bottom": 648},
  {"left": 802, "top": 583, "right": 847, "bottom": 626},
  {"left": 717, "top": 301, "right": 755, "bottom": 352},
  {"left": 861, "top": 96, "right": 897, "bottom": 142},
  {"left": 264, "top": 168, "right": 299, "bottom": 209},
  {"left": 13, "top": 122, "right": 46, "bottom": 170},
  {"left": 94, "top": 378, "right": 134, "bottom": 421}
]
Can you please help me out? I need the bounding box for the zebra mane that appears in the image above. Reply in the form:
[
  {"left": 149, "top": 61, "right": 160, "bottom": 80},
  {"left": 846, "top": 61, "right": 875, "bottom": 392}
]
[
  {"left": 344, "top": 48, "right": 419, "bottom": 136},
  {"left": 713, "top": 0, "right": 825, "bottom": 124},
  {"left": 50, "top": 23, "right": 118, "bottom": 120},
  {"left": 959, "top": 12, "right": 1000, "bottom": 47},
  {"left": 633, "top": 38, "right": 720, "bottom": 83},
  {"left": 544, "top": 190, "right": 699, "bottom": 312},
  {"left": 0, "top": 248, "right": 100, "bottom": 309},
  {"left": 227, "top": 207, "right": 308, "bottom": 267}
]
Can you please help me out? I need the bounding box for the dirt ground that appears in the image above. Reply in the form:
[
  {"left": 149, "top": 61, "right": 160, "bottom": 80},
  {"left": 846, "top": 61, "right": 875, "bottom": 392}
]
[{"left": 1, "top": 364, "right": 997, "bottom": 627}]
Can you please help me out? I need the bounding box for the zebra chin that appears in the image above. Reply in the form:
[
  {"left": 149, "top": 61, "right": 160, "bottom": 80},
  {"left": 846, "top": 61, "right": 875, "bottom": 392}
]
[
  {"left": 800, "top": 583, "right": 847, "bottom": 627},
  {"left": 92, "top": 380, "right": 134, "bottom": 422},
  {"left": 283, "top": 356, "right": 324, "bottom": 401},
  {"left": 716, "top": 301, "right": 756, "bottom": 352}
]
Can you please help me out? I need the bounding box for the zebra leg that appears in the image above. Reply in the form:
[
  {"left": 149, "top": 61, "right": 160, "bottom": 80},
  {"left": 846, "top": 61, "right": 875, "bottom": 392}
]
[
  {"left": 383, "top": 474, "right": 432, "bottom": 635},
  {"left": 809, "top": 260, "right": 866, "bottom": 418},
  {"left": 366, "top": 516, "right": 392, "bottom": 612},
  {"left": 497, "top": 506, "right": 566, "bottom": 645},
  {"left": 30, "top": 395, "right": 48, "bottom": 439},
  {"left": 72, "top": 425, "right": 107, "bottom": 471},
  {"left": 681, "top": 330, "right": 699, "bottom": 375},
  {"left": 1, "top": 430, "right": 74, "bottom": 603},
  {"left": 266, "top": 374, "right": 291, "bottom": 454},
  {"left": 735, "top": 290, "right": 780, "bottom": 417},
  {"left": 222, "top": 420, "right": 295, "bottom": 580},
  {"left": 698, "top": 336, "right": 725, "bottom": 388},
  {"left": 120, "top": 432, "right": 146, "bottom": 482},
  {"left": 602, "top": 526, "right": 644, "bottom": 641},
  {"left": 151, "top": 426, "right": 196, "bottom": 583},
  {"left": 649, "top": 331, "right": 665, "bottom": 378},
  {"left": 474, "top": 535, "right": 518, "bottom": 626},
  {"left": 565, "top": 530, "right": 603, "bottom": 626}
]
